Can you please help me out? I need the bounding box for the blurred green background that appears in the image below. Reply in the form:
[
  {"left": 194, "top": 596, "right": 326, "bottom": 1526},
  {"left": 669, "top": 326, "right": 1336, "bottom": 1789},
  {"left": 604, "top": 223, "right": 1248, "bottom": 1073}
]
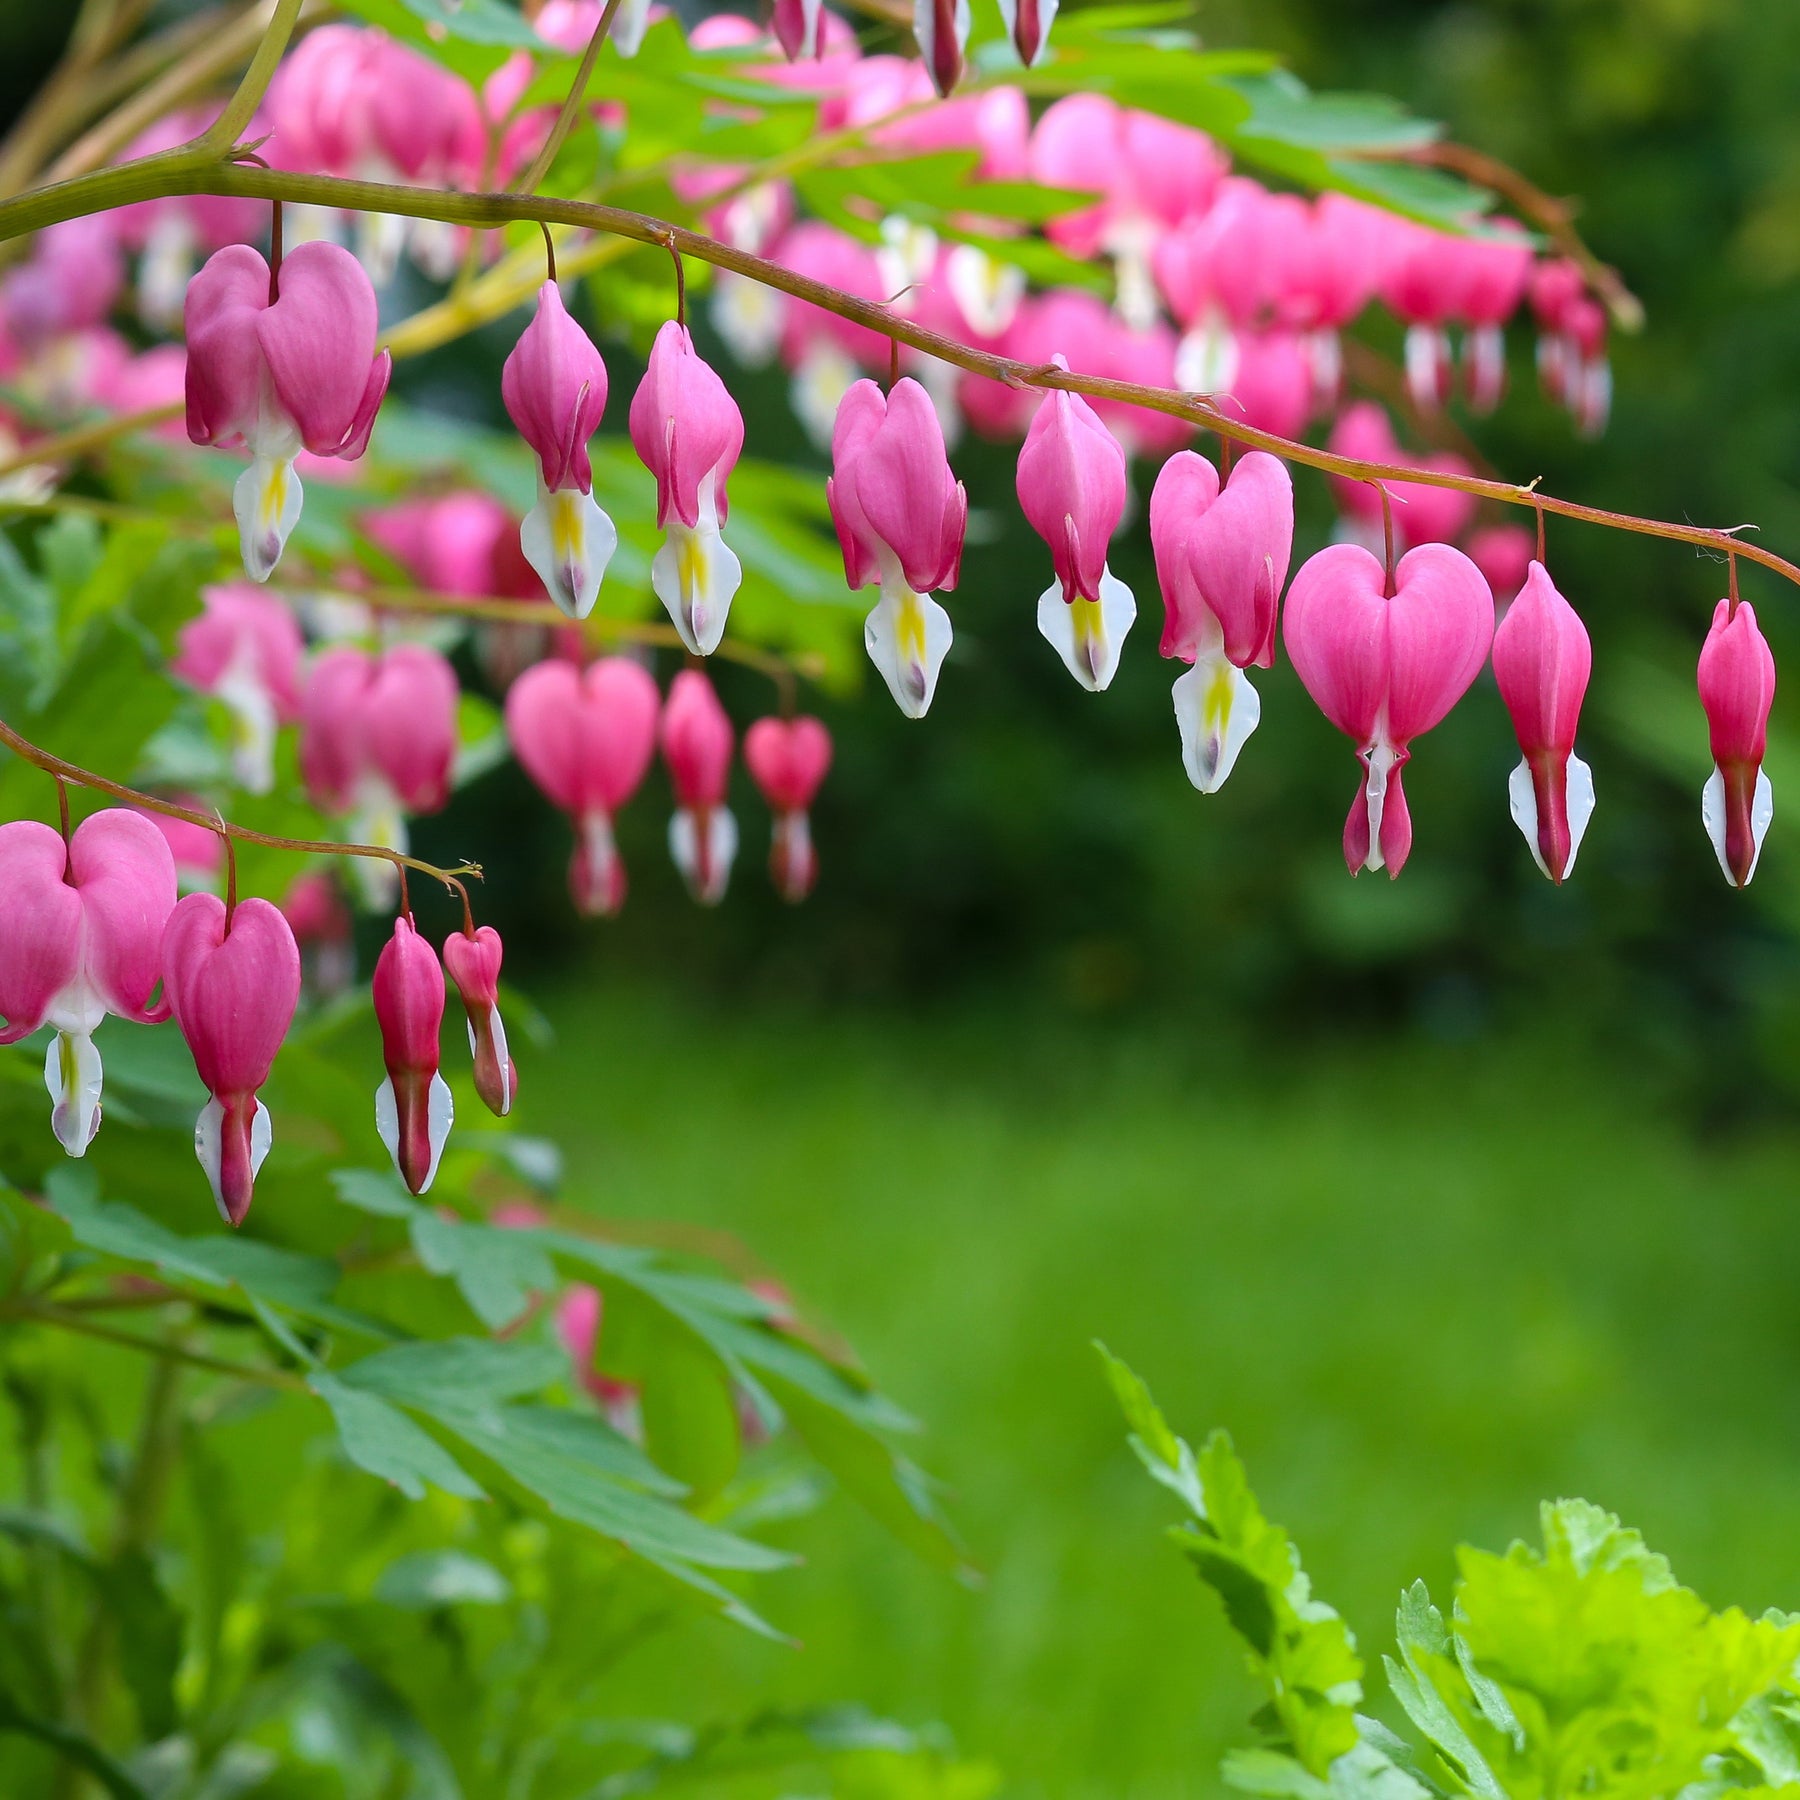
[{"left": 13, "top": 0, "right": 1800, "bottom": 1795}]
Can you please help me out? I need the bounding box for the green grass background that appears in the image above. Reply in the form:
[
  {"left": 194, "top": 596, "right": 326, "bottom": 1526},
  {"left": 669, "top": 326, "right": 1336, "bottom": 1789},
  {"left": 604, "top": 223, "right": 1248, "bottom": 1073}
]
[{"left": 530, "top": 976, "right": 1800, "bottom": 1798}]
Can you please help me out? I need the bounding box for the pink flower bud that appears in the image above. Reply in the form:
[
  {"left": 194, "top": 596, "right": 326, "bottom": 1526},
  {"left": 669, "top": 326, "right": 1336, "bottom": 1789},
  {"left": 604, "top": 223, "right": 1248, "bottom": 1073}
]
[
  {"left": 300, "top": 644, "right": 458, "bottom": 818},
  {"left": 745, "top": 716, "right": 833, "bottom": 902},
  {"left": 913, "top": 0, "right": 969, "bottom": 96},
  {"left": 506, "top": 656, "right": 662, "bottom": 916},
  {"left": 362, "top": 491, "right": 519, "bottom": 598},
  {"left": 828, "top": 378, "right": 965, "bottom": 718},
  {"left": 556, "top": 1284, "right": 642, "bottom": 1432},
  {"left": 1150, "top": 450, "right": 1293, "bottom": 793},
  {"left": 629, "top": 322, "right": 746, "bottom": 655},
  {"left": 442, "top": 924, "right": 517, "bottom": 1118},
  {"left": 661, "top": 670, "right": 737, "bottom": 904},
  {"left": 1698, "top": 598, "right": 1777, "bottom": 888},
  {"left": 161, "top": 894, "right": 301, "bottom": 1225},
  {"left": 503, "top": 281, "right": 618, "bottom": 619},
  {"left": 1016, "top": 363, "right": 1136, "bottom": 691},
  {"left": 372, "top": 913, "right": 452, "bottom": 1195},
  {"left": 1284, "top": 543, "right": 1494, "bottom": 878},
  {"left": 173, "top": 583, "right": 305, "bottom": 794},
  {"left": 1492, "top": 563, "right": 1595, "bottom": 883},
  {"left": 1466, "top": 525, "right": 1535, "bottom": 609},
  {"left": 185, "top": 242, "right": 390, "bottom": 581},
  {"left": 998, "top": 0, "right": 1055, "bottom": 66},
  {"left": 772, "top": 0, "right": 824, "bottom": 59},
  {"left": 0, "top": 810, "right": 178, "bottom": 1159}
]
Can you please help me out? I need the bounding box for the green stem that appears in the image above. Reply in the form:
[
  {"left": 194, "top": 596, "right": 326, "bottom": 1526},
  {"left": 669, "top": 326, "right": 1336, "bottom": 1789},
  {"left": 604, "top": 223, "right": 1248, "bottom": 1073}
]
[
  {"left": 516, "top": 0, "right": 625, "bottom": 196},
  {"left": 196, "top": 0, "right": 305, "bottom": 152},
  {"left": 1, "top": 1301, "right": 310, "bottom": 1393}
]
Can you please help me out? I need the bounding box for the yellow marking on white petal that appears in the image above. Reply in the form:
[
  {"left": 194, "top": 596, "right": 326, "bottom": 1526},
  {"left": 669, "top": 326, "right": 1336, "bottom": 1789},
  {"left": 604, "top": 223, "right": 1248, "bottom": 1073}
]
[
  {"left": 1072, "top": 597, "right": 1107, "bottom": 680},
  {"left": 897, "top": 590, "right": 929, "bottom": 670}
]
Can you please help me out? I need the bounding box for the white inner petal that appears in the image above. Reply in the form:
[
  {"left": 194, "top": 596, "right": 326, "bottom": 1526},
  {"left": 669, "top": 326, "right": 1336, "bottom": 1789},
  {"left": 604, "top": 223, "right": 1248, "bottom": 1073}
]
[
  {"left": 1172, "top": 654, "right": 1261, "bottom": 794},
  {"left": 790, "top": 344, "right": 859, "bottom": 453},
  {"left": 522, "top": 482, "right": 617, "bottom": 621},
  {"left": 232, "top": 454, "right": 303, "bottom": 584},
  {"left": 946, "top": 245, "right": 1026, "bottom": 339},
  {"left": 1361, "top": 741, "right": 1400, "bottom": 874},
  {"left": 1702, "top": 764, "right": 1774, "bottom": 887},
  {"left": 1037, "top": 566, "right": 1136, "bottom": 693},
  {"left": 1174, "top": 309, "right": 1241, "bottom": 396},
  {"left": 711, "top": 273, "right": 783, "bottom": 369},
  {"left": 194, "top": 1095, "right": 271, "bottom": 1226},
  {"left": 865, "top": 582, "right": 953, "bottom": 719},
  {"left": 1508, "top": 753, "right": 1597, "bottom": 882},
  {"left": 651, "top": 474, "right": 741, "bottom": 656},
  {"left": 669, "top": 805, "right": 740, "bottom": 905},
  {"left": 45, "top": 1029, "right": 103, "bottom": 1158}
]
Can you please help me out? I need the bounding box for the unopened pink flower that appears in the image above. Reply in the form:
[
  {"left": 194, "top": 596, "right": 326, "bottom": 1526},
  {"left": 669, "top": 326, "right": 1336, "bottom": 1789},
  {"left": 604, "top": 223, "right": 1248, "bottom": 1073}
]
[
  {"left": 772, "top": 0, "right": 825, "bottom": 59},
  {"left": 442, "top": 924, "right": 517, "bottom": 1118},
  {"left": 629, "top": 322, "right": 746, "bottom": 656},
  {"left": 173, "top": 583, "right": 305, "bottom": 793},
  {"left": 828, "top": 377, "right": 965, "bottom": 717},
  {"left": 1016, "top": 361, "right": 1136, "bottom": 691},
  {"left": 362, "top": 491, "right": 520, "bottom": 599},
  {"left": 372, "top": 913, "right": 452, "bottom": 1195},
  {"left": 1325, "top": 404, "right": 1476, "bottom": 552},
  {"left": 1284, "top": 542, "right": 1495, "bottom": 877},
  {"left": 502, "top": 280, "right": 618, "bottom": 620},
  {"left": 506, "top": 656, "right": 662, "bottom": 916},
  {"left": 161, "top": 893, "right": 301, "bottom": 1224},
  {"left": 555, "top": 1284, "right": 643, "bottom": 1433},
  {"left": 0, "top": 810, "right": 177, "bottom": 1158},
  {"left": 745, "top": 716, "right": 832, "bottom": 901},
  {"left": 913, "top": 0, "right": 970, "bottom": 96},
  {"left": 185, "top": 241, "right": 391, "bottom": 580},
  {"left": 1698, "top": 597, "right": 1777, "bottom": 887},
  {"left": 1492, "top": 562, "right": 1595, "bottom": 882},
  {"left": 661, "top": 670, "right": 737, "bottom": 904},
  {"left": 1151, "top": 450, "right": 1293, "bottom": 791}
]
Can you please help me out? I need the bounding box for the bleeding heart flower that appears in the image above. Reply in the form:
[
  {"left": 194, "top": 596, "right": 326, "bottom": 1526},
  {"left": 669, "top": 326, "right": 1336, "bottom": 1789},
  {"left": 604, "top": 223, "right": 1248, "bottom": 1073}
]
[
  {"left": 506, "top": 656, "right": 662, "bottom": 916},
  {"left": 1326, "top": 404, "right": 1477, "bottom": 552},
  {"left": 1284, "top": 542, "right": 1495, "bottom": 877},
  {"left": 442, "top": 924, "right": 517, "bottom": 1118},
  {"left": 1492, "top": 561, "right": 1595, "bottom": 883},
  {"left": 661, "top": 670, "right": 737, "bottom": 904},
  {"left": 629, "top": 321, "right": 746, "bottom": 656},
  {"left": 185, "top": 241, "right": 390, "bottom": 581},
  {"left": 744, "top": 716, "right": 833, "bottom": 901},
  {"left": 913, "top": 0, "right": 970, "bottom": 96},
  {"left": 1016, "top": 360, "right": 1136, "bottom": 692},
  {"left": 828, "top": 377, "right": 965, "bottom": 719},
  {"left": 1697, "top": 597, "right": 1777, "bottom": 888},
  {"left": 372, "top": 912, "right": 452, "bottom": 1195},
  {"left": 503, "top": 280, "right": 618, "bottom": 620},
  {"left": 161, "top": 893, "right": 301, "bottom": 1225},
  {"left": 282, "top": 869, "right": 354, "bottom": 997},
  {"left": 1151, "top": 450, "right": 1293, "bottom": 792},
  {"left": 172, "top": 584, "right": 305, "bottom": 794},
  {"left": 0, "top": 810, "right": 177, "bottom": 1158}
]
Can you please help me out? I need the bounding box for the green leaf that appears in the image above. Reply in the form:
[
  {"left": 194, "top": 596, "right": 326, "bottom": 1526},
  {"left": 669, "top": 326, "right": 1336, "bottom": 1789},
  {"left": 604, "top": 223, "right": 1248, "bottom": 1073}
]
[
  {"left": 0, "top": 1184, "right": 71, "bottom": 1294},
  {"left": 104, "top": 1547, "right": 182, "bottom": 1742},
  {"left": 1095, "top": 1342, "right": 1205, "bottom": 1515},
  {"left": 373, "top": 1549, "right": 511, "bottom": 1608},
  {"left": 410, "top": 1211, "right": 558, "bottom": 1331},
  {"left": 309, "top": 1372, "right": 485, "bottom": 1502},
  {"left": 0, "top": 1688, "right": 148, "bottom": 1800},
  {"left": 337, "top": 1336, "right": 566, "bottom": 1408}
]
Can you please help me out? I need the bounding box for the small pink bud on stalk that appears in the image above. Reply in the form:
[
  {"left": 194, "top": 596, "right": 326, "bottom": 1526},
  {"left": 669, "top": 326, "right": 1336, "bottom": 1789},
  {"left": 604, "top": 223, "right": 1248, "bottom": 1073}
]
[
  {"left": 629, "top": 322, "right": 746, "bottom": 656},
  {"left": 1492, "top": 563, "right": 1595, "bottom": 883},
  {"left": 185, "top": 241, "right": 390, "bottom": 582},
  {"left": 1016, "top": 361, "right": 1137, "bottom": 692},
  {"left": 1150, "top": 449, "right": 1293, "bottom": 793},
  {"left": 1697, "top": 595, "right": 1777, "bottom": 888},
  {"left": 661, "top": 670, "right": 737, "bottom": 905},
  {"left": 998, "top": 0, "right": 1057, "bottom": 67},
  {"left": 503, "top": 280, "right": 617, "bottom": 619},
  {"left": 506, "top": 657, "right": 662, "bottom": 916},
  {"left": 161, "top": 893, "right": 301, "bottom": 1225},
  {"left": 828, "top": 378, "right": 966, "bottom": 718},
  {"left": 442, "top": 925, "right": 518, "bottom": 1117},
  {"left": 372, "top": 913, "right": 453, "bottom": 1195},
  {"left": 1284, "top": 540, "right": 1494, "bottom": 878},
  {"left": 0, "top": 810, "right": 177, "bottom": 1159},
  {"left": 744, "top": 716, "right": 834, "bottom": 902}
]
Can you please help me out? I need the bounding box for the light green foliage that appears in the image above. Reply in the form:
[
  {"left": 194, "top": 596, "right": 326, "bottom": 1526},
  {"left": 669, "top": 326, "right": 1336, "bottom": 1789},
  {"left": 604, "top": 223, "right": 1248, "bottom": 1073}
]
[{"left": 1110, "top": 1358, "right": 1800, "bottom": 1800}]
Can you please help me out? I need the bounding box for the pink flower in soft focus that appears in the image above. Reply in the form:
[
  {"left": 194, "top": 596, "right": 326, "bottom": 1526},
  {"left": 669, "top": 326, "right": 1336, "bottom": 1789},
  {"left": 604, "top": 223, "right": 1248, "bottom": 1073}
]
[
  {"left": 877, "top": 85, "right": 1029, "bottom": 182},
  {"left": 282, "top": 870, "right": 354, "bottom": 997},
  {"left": 100, "top": 346, "right": 189, "bottom": 435},
  {"left": 502, "top": 281, "right": 618, "bottom": 620},
  {"left": 1530, "top": 258, "right": 1585, "bottom": 406},
  {"left": 506, "top": 656, "right": 662, "bottom": 916},
  {"left": 1697, "top": 598, "right": 1778, "bottom": 888},
  {"left": 629, "top": 322, "right": 746, "bottom": 656},
  {"left": 1016, "top": 361, "right": 1137, "bottom": 691},
  {"left": 1220, "top": 331, "right": 1316, "bottom": 442},
  {"left": 1377, "top": 220, "right": 1466, "bottom": 410},
  {"left": 0, "top": 810, "right": 177, "bottom": 1159},
  {"left": 1156, "top": 179, "right": 1287, "bottom": 392},
  {"left": 745, "top": 716, "right": 833, "bottom": 902},
  {"left": 770, "top": 224, "right": 890, "bottom": 445},
  {"left": 912, "top": 0, "right": 969, "bottom": 98},
  {"left": 1454, "top": 222, "right": 1534, "bottom": 414},
  {"left": 442, "top": 924, "right": 517, "bottom": 1118},
  {"left": 2, "top": 217, "right": 124, "bottom": 348},
  {"left": 828, "top": 377, "right": 965, "bottom": 717},
  {"left": 1029, "top": 97, "right": 1227, "bottom": 328},
  {"left": 173, "top": 584, "right": 305, "bottom": 794},
  {"left": 362, "top": 491, "right": 521, "bottom": 598},
  {"left": 555, "top": 1285, "right": 643, "bottom": 1433},
  {"left": 1284, "top": 542, "right": 1494, "bottom": 878},
  {"left": 1150, "top": 450, "right": 1293, "bottom": 792},
  {"left": 1492, "top": 562, "right": 1595, "bottom": 883},
  {"left": 185, "top": 241, "right": 391, "bottom": 581},
  {"left": 540, "top": 0, "right": 662, "bottom": 57},
  {"left": 266, "top": 24, "right": 379, "bottom": 175},
  {"left": 161, "top": 892, "right": 301, "bottom": 1225},
  {"left": 1287, "top": 194, "right": 1390, "bottom": 408},
  {"left": 372, "top": 913, "right": 452, "bottom": 1196},
  {"left": 1325, "top": 404, "right": 1477, "bottom": 553},
  {"left": 1562, "top": 295, "right": 1612, "bottom": 439},
  {"left": 134, "top": 804, "right": 226, "bottom": 894},
  {"left": 299, "top": 644, "right": 459, "bottom": 904},
  {"left": 661, "top": 670, "right": 737, "bottom": 905},
  {"left": 1466, "top": 524, "right": 1535, "bottom": 610}
]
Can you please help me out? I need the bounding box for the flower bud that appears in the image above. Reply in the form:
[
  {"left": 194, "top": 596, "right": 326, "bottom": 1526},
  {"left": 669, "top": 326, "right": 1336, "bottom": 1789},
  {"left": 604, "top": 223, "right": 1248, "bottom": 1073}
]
[
  {"left": 1698, "top": 597, "right": 1777, "bottom": 888},
  {"left": 161, "top": 894, "right": 301, "bottom": 1225},
  {"left": 502, "top": 280, "right": 618, "bottom": 619},
  {"left": 172, "top": 584, "right": 305, "bottom": 794},
  {"left": 914, "top": 0, "right": 970, "bottom": 96},
  {"left": 1492, "top": 562, "right": 1595, "bottom": 883},
  {"left": 661, "top": 670, "right": 737, "bottom": 904},
  {"left": 442, "top": 924, "right": 517, "bottom": 1117},
  {"left": 745, "top": 716, "right": 833, "bottom": 902},
  {"left": 372, "top": 913, "right": 452, "bottom": 1195},
  {"left": 629, "top": 321, "right": 746, "bottom": 655},
  {"left": 1016, "top": 360, "right": 1136, "bottom": 691}
]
